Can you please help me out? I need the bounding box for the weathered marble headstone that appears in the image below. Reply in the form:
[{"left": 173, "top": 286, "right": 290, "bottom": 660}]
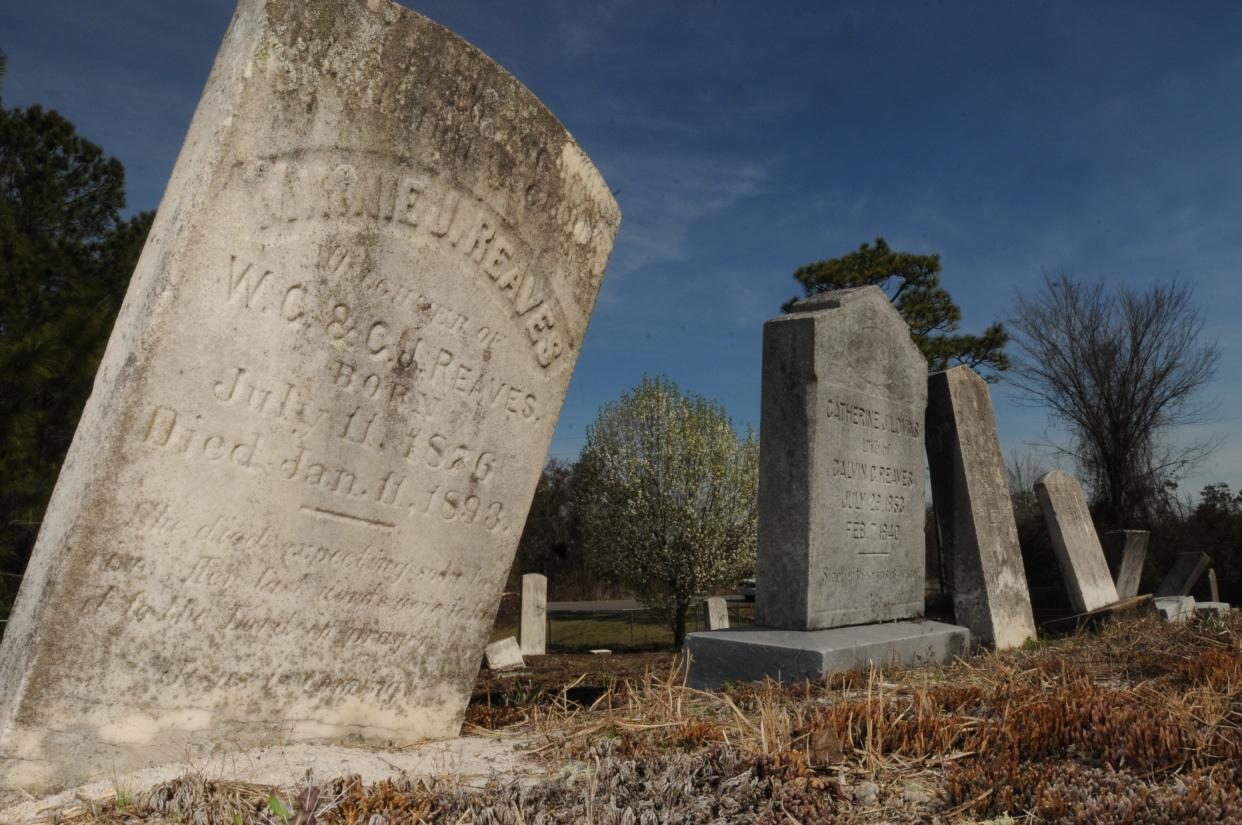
[
  {"left": 703, "top": 597, "right": 730, "bottom": 630},
  {"left": 1194, "top": 568, "right": 1220, "bottom": 603},
  {"left": 0, "top": 0, "right": 618, "bottom": 792},
  {"left": 1101, "top": 530, "right": 1149, "bottom": 600},
  {"left": 1034, "top": 471, "right": 1118, "bottom": 613},
  {"left": 484, "top": 638, "right": 525, "bottom": 671},
  {"left": 925, "top": 366, "right": 1036, "bottom": 649},
  {"left": 756, "top": 287, "right": 928, "bottom": 630},
  {"left": 520, "top": 573, "right": 547, "bottom": 656},
  {"left": 1156, "top": 552, "right": 1211, "bottom": 597}
]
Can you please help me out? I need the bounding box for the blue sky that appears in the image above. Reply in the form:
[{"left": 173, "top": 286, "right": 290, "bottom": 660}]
[{"left": 5, "top": 1, "right": 1241, "bottom": 500}]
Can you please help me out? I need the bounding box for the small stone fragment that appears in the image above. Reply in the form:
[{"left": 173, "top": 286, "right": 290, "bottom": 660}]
[{"left": 485, "top": 637, "right": 525, "bottom": 671}]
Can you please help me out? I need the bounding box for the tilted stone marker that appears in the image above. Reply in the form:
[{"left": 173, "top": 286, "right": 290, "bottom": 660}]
[
  {"left": 484, "top": 637, "right": 526, "bottom": 672},
  {"left": 1101, "top": 530, "right": 1149, "bottom": 600},
  {"left": 520, "top": 573, "right": 547, "bottom": 656},
  {"left": 1194, "top": 568, "right": 1221, "bottom": 603},
  {"left": 1155, "top": 552, "right": 1211, "bottom": 597},
  {"left": 1033, "top": 473, "right": 1118, "bottom": 612},
  {"left": 1034, "top": 471, "right": 1119, "bottom": 613},
  {"left": 688, "top": 288, "right": 969, "bottom": 688},
  {"left": 0, "top": 0, "right": 618, "bottom": 792},
  {"left": 703, "top": 597, "right": 730, "bottom": 630},
  {"left": 1040, "top": 594, "right": 1154, "bottom": 637},
  {"left": 756, "top": 287, "right": 929, "bottom": 630},
  {"left": 925, "top": 366, "right": 1036, "bottom": 649}
]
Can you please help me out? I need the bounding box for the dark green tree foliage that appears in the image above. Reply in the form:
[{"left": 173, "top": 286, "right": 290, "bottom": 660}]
[
  {"left": 1192, "top": 484, "right": 1242, "bottom": 593},
  {"left": 787, "top": 237, "right": 1010, "bottom": 378},
  {"left": 508, "top": 458, "right": 626, "bottom": 602},
  {"left": 0, "top": 102, "right": 152, "bottom": 584},
  {"left": 1149, "top": 483, "right": 1242, "bottom": 602},
  {"left": 513, "top": 459, "right": 580, "bottom": 579}
]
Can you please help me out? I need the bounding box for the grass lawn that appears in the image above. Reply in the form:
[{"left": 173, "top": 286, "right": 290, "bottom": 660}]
[{"left": 490, "top": 602, "right": 756, "bottom": 650}]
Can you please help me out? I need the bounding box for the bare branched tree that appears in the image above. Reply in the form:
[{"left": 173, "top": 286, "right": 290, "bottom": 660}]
[
  {"left": 1008, "top": 274, "right": 1219, "bottom": 527},
  {"left": 1005, "top": 447, "right": 1048, "bottom": 524}
]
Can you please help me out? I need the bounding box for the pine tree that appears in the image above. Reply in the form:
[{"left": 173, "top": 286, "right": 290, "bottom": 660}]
[
  {"left": 786, "top": 237, "right": 1010, "bottom": 379},
  {"left": 0, "top": 102, "right": 152, "bottom": 591}
]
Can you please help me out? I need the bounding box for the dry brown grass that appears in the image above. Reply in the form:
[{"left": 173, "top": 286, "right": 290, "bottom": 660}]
[{"left": 40, "top": 611, "right": 1242, "bottom": 823}]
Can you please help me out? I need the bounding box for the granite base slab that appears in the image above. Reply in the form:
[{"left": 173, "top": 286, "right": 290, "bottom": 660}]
[
  {"left": 685, "top": 621, "right": 971, "bottom": 690},
  {"left": 1154, "top": 596, "right": 1195, "bottom": 623}
]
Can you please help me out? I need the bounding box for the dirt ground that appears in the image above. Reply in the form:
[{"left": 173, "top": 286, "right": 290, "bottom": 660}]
[
  {"left": 7, "top": 611, "right": 1242, "bottom": 823},
  {"left": 467, "top": 650, "right": 678, "bottom": 728}
]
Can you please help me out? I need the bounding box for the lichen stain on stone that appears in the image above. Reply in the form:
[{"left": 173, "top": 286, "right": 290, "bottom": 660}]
[{"left": 256, "top": 0, "right": 618, "bottom": 292}]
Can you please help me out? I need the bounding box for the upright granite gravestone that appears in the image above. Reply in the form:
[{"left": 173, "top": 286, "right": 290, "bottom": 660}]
[
  {"left": 925, "top": 366, "right": 1036, "bottom": 649},
  {"left": 687, "top": 288, "right": 969, "bottom": 689},
  {"left": 520, "top": 573, "right": 547, "bottom": 656},
  {"left": 0, "top": 0, "right": 618, "bottom": 792},
  {"left": 1034, "top": 471, "right": 1119, "bottom": 613},
  {"left": 756, "top": 287, "right": 928, "bottom": 630},
  {"left": 1101, "top": 530, "right": 1149, "bottom": 600}
]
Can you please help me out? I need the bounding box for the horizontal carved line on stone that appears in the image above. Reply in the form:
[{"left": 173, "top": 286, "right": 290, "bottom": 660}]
[{"left": 299, "top": 505, "right": 395, "bottom": 530}]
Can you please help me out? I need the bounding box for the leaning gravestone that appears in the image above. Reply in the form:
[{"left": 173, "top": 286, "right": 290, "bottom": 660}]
[
  {"left": 925, "top": 366, "right": 1036, "bottom": 649},
  {"left": 1101, "top": 530, "right": 1149, "bottom": 600},
  {"left": 0, "top": 0, "right": 618, "bottom": 792},
  {"left": 687, "top": 288, "right": 969, "bottom": 688},
  {"left": 1156, "top": 552, "right": 1212, "bottom": 597},
  {"left": 1034, "top": 471, "right": 1119, "bottom": 613}
]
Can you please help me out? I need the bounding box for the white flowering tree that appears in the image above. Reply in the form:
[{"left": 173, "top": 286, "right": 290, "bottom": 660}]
[{"left": 576, "top": 376, "right": 759, "bottom": 646}]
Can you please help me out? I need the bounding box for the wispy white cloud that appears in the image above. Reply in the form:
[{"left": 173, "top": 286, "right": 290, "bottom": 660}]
[{"left": 600, "top": 153, "right": 772, "bottom": 281}]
